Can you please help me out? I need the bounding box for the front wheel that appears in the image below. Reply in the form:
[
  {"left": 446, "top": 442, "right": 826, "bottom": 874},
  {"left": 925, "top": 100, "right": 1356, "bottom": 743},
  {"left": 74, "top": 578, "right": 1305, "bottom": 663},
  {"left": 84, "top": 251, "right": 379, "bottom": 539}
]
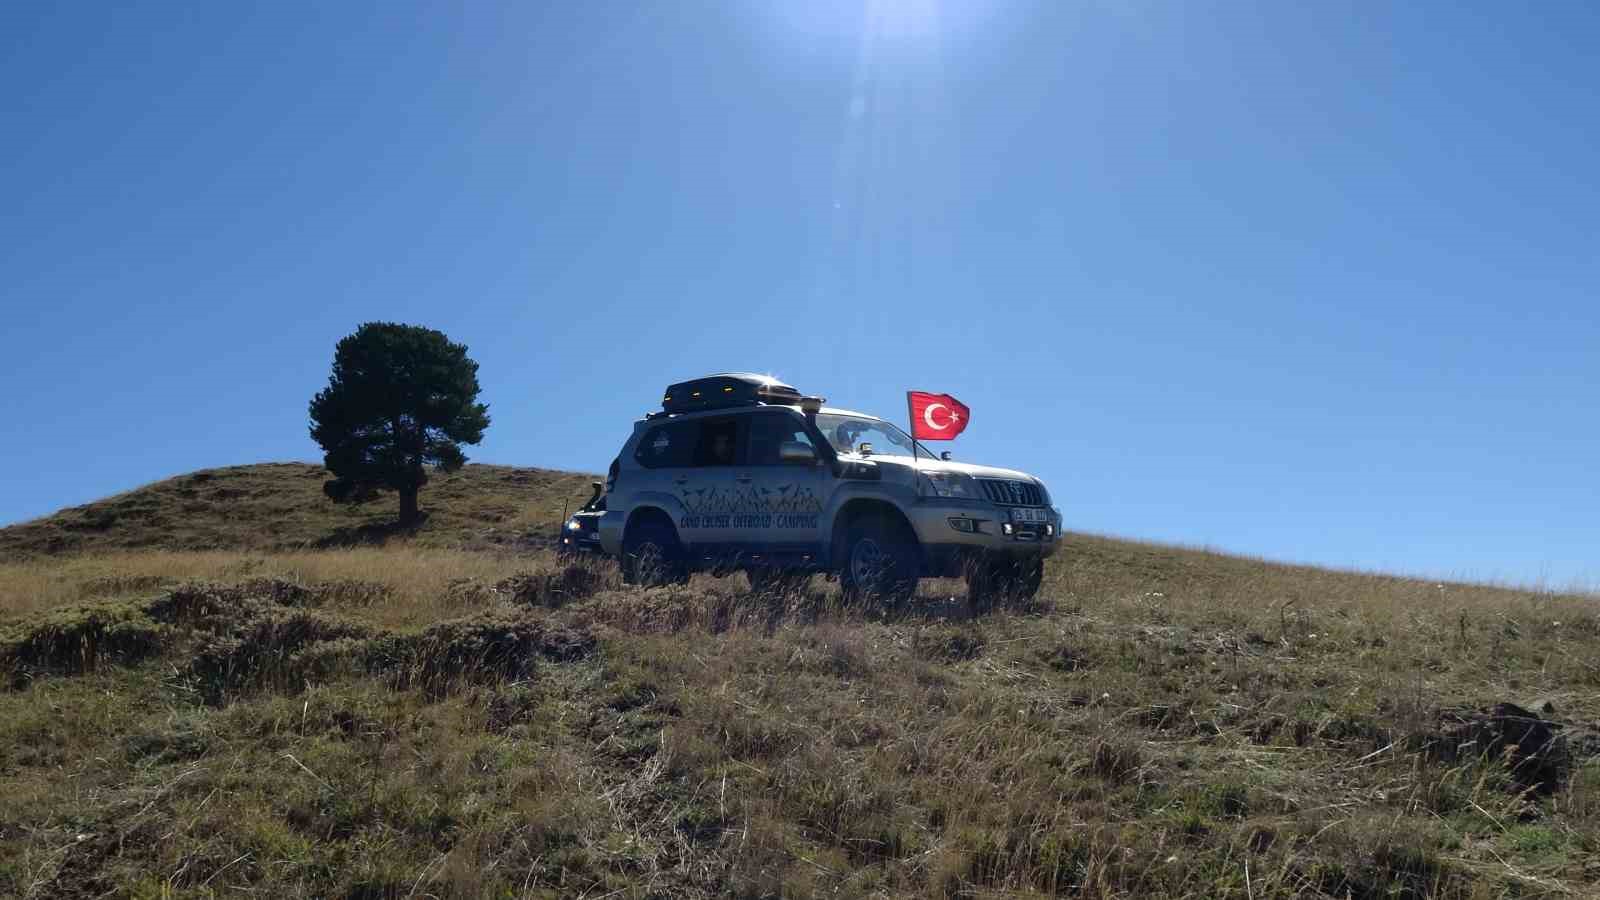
[{"left": 838, "top": 517, "right": 919, "bottom": 608}]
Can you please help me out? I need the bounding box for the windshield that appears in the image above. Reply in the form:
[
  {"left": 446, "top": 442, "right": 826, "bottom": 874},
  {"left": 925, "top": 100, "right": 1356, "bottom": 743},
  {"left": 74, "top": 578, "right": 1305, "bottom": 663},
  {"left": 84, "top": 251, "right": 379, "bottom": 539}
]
[{"left": 815, "top": 413, "right": 932, "bottom": 458}]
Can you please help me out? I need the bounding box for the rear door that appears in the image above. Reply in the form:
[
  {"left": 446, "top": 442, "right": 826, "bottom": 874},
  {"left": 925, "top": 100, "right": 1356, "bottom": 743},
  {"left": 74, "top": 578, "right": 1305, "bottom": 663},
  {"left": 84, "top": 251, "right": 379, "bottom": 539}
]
[{"left": 629, "top": 418, "right": 697, "bottom": 539}]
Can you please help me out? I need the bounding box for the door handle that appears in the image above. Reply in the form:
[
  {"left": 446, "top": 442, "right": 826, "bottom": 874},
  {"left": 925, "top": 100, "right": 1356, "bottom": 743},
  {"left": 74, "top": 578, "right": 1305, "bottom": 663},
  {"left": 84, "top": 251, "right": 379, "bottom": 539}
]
[{"left": 735, "top": 474, "right": 752, "bottom": 484}]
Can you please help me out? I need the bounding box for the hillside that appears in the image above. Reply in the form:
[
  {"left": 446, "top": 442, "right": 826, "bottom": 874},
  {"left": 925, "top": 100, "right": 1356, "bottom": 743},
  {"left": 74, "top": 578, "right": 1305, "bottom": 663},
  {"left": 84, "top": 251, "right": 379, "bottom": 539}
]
[
  {"left": 2, "top": 464, "right": 1598, "bottom": 897},
  {"left": 0, "top": 462, "right": 601, "bottom": 560}
]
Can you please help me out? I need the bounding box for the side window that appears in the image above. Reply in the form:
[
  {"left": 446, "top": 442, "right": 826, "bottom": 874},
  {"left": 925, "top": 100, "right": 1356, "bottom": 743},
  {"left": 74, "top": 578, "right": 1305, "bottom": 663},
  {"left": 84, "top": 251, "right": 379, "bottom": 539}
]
[
  {"left": 691, "top": 418, "right": 741, "bottom": 467},
  {"left": 746, "top": 412, "right": 815, "bottom": 465},
  {"left": 634, "top": 422, "right": 696, "bottom": 468}
]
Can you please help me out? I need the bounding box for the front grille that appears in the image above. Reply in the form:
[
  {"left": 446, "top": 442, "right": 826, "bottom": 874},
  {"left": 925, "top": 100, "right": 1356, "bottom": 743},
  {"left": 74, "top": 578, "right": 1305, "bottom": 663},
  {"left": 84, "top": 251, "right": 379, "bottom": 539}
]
[{"left": 978, "top": 479, "right": 1043, "bottom": 506}]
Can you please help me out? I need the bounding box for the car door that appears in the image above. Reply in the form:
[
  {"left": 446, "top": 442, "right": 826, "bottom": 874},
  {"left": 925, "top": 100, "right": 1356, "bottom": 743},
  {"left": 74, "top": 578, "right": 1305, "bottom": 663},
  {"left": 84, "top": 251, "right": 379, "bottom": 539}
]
[
  {"left": 736, "top": 409, "right": 829, "bottom": 559},
  {"left": 668, "top": 415, "right": 746, "bottom": 558}
]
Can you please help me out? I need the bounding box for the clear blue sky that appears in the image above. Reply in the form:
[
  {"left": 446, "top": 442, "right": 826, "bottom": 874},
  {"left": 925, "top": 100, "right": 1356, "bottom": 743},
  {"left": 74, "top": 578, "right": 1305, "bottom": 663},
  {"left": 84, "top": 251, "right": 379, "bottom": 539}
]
[{"left": 3, "top": 2, "right": 1595, "bottom": 587}]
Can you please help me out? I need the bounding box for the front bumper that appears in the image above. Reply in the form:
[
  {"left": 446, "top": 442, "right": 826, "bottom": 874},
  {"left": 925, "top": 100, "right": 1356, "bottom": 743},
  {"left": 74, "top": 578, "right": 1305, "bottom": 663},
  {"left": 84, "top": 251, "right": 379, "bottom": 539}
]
[
  {"left": 903, "top": 498, "right": 1061, "bottom": 576},
  {"left": 558, "top": 534, "right": 605, "bottom": 556},
  {"left": 558, "top": 514, "right": 607, "bottom": 557}
]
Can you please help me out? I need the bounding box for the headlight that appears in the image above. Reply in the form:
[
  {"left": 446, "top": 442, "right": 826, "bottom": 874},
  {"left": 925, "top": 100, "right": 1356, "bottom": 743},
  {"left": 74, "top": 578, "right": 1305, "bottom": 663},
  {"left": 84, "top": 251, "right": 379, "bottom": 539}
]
[
  {"left": 566, "top": 519, "right": 583, "bottom": 531},
  {"left": 918, "top": 471, "right": 980, "bottom": 499}
]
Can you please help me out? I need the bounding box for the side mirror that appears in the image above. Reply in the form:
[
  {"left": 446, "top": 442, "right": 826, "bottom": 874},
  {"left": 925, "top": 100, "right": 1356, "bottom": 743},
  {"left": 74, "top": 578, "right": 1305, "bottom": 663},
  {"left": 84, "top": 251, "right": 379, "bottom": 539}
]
[
  {"left": 940, "top": 451, "right": 952, "bottom": 461},
  {"left": 779, "top": 441, "right": 817, "bottom": 464},
  {"left": 857, "top": 442, "right": 874, "bottom": 456}
]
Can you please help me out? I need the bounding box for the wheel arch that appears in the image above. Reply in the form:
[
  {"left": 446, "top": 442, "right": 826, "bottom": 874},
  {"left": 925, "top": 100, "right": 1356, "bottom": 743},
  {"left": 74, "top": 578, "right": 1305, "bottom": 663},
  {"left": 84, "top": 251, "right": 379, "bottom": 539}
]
[
  {"left": 624, "top": 506, "right": 680, "bottom": 546},
  {"left": 828, "top": 498, "right": 917, "bottom": 568}
]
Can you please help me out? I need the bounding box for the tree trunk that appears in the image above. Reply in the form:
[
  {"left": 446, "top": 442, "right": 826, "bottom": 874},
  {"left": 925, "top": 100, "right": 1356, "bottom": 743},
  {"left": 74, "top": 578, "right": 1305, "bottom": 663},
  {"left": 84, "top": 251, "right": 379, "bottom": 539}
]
[{"left": 398, "top": 487, "right": 420, "bottom": 524}]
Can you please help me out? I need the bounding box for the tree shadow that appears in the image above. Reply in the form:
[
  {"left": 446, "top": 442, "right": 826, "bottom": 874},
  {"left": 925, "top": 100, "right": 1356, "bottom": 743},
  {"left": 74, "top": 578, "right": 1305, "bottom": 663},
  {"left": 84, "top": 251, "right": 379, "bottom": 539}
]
[{"left": 312, "top": 513, "right": 429, "bottom": 549}]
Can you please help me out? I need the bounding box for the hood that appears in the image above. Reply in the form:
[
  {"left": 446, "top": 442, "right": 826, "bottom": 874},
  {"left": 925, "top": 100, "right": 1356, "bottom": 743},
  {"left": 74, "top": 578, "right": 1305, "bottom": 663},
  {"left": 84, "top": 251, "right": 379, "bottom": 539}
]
[{"left": 849, "top": 454, "right": 1040, "bottom": 484}]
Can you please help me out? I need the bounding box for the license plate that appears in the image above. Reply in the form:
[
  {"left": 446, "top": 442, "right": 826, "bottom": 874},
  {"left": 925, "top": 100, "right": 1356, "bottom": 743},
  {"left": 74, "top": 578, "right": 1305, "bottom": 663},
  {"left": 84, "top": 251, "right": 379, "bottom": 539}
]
[{"left": 1011, "top": 507, "right": 1048, "bottom": 523}]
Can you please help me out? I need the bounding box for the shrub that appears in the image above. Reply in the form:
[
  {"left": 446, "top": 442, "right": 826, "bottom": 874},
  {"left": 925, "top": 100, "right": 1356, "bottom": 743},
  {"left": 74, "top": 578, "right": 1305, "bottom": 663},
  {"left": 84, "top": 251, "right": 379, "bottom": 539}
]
[{"left": 0, "top": 600, "right": 169, "bottom": 685}]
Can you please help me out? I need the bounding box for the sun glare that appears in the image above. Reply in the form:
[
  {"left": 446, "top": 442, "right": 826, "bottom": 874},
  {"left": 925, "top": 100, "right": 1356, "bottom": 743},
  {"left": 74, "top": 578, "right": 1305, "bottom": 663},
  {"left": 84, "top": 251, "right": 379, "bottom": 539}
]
[{"left": 763, "top": 0, "right": 1002, "bottom": 49}]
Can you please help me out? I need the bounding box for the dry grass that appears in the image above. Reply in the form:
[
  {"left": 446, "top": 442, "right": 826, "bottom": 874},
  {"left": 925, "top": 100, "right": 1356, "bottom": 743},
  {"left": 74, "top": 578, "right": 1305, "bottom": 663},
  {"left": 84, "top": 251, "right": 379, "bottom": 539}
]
[
  {"left": 0, "top": 548, "right": 559, "bottom": 628},
  {"left": 1, "top": 464, "right": 1598, "bottom": 897},
  {"left": 0, "top": 461, "right": 598, "bottom": 560}
]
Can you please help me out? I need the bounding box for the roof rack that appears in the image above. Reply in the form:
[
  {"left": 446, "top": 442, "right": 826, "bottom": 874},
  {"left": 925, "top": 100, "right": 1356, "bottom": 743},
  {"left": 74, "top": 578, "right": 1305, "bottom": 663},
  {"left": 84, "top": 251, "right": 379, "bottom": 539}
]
[{"left": 658, "top": 373, "right": 803, "bottom": 414}]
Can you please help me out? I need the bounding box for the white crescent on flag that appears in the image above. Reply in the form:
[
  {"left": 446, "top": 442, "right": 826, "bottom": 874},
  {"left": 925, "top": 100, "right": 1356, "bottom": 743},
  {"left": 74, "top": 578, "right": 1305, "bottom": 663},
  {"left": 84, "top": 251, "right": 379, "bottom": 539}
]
[{"left": 907, "top": 391, "right": 970, "bottom": 441}]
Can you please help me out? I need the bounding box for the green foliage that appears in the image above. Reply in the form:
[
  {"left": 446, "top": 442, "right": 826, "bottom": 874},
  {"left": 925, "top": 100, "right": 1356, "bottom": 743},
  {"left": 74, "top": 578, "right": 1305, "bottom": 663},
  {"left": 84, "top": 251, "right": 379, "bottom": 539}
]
[{"left": 308, "top": 322, "right": 490, "bottom": 522}]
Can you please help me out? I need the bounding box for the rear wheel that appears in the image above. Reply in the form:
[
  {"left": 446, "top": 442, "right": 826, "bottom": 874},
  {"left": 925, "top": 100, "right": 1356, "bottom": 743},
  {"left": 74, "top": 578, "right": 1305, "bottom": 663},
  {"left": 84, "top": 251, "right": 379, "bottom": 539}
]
[
  {"left": 621, "top": 518, "right": 688, "bottom": 586},
  {"left": 839, "top": 517, "right": 919, "bottom": 608}
]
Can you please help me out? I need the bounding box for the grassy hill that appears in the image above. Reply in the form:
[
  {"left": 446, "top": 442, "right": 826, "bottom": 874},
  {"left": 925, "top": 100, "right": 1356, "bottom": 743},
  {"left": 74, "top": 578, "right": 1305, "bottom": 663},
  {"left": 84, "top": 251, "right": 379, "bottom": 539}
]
[
  {"left": 2, "top": 464, "right": 1597, "bottom": 897},
  {"left": 0, "top": 462, "right": 601, "bottom": 560}
]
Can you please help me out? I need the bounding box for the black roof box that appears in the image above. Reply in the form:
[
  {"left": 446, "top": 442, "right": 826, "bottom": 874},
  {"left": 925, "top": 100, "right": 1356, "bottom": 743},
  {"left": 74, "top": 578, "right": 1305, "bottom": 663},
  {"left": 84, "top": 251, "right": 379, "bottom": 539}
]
[{"left": 661, "top": 373, "right": 801, "bottom": 413}]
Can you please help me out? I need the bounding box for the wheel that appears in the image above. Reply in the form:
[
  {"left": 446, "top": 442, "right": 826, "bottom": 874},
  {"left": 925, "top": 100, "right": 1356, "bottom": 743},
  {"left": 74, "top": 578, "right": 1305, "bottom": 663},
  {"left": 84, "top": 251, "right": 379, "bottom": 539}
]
[
  {"left": 621, "top": 519, "right": 688, "bottom": 586},
  {"left": 838, "top": 516, "right": 919, "bottom": 608}
]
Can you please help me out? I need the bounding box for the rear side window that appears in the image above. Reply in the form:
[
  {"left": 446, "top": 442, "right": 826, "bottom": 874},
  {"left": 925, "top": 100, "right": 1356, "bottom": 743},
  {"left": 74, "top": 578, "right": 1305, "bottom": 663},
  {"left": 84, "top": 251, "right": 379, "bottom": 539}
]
[
  {"left": 634, "top": 422, "right": 697, "bottom": 468},
  {"left": 634, "top": 418, "right": 745, "bottom": 468}
]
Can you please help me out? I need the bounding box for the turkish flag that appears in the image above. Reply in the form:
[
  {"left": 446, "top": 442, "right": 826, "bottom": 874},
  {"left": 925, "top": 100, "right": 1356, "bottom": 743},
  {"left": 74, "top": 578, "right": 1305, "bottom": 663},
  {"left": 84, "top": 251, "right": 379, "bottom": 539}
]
[{"left": 907, "top": 391, "right": 970, "bottom": 440}]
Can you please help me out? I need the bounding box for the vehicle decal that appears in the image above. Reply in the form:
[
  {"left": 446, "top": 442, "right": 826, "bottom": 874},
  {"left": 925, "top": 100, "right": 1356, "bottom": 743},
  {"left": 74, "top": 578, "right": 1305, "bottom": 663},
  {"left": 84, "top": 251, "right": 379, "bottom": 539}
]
[{"left": 676, "top": 482, "right": 822, "bottom": 530}]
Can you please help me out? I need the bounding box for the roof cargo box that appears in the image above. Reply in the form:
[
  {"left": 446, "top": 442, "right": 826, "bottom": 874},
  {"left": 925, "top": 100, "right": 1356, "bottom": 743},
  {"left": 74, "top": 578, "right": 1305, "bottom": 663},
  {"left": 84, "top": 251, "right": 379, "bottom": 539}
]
[{"left": 661, "top": 373, "right": 801, "bottom": 413}]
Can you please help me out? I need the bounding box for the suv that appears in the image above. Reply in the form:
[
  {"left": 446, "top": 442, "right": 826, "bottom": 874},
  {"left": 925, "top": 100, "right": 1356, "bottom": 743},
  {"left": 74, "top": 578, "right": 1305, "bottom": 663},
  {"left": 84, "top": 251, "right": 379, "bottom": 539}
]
[{"left": 596, "top": 373, "right": 1061, "bottom": 609}]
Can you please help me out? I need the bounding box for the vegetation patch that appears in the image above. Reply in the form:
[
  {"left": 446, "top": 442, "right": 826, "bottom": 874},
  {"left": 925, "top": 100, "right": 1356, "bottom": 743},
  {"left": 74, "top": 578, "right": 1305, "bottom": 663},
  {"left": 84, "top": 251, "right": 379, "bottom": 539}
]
[
  {"left": 369, "top": 607, "right": 597, "bottom": 696},
  {"left": 913, "top": 623, "right": 987, "bottom": 662},
  {"left": 0, "top": 599, "right": 170, "bottom": 685},
  {"left": 186, "top": 607, "right": 373, "bottom": 704},
  {"left": 493, "top": 560, "right": 612, "bottom": 608},
  {"left": 4, "top": 581, "right": 597, "bottom": 710}
]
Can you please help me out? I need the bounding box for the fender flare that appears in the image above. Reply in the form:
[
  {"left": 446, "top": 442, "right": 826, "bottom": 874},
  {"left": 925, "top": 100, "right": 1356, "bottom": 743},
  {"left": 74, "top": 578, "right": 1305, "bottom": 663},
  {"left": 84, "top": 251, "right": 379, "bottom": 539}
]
[
  {"left": 827, "top": 497, "right": 918, "bottom": 569},
  {"left": 623, "top": 500, "right": 685, "bottom": 546}
]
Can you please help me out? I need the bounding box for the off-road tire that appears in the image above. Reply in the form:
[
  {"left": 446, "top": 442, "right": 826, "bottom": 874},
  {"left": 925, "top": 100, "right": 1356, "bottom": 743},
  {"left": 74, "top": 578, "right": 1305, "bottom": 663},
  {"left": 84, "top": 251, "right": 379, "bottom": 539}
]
[
  {"left": 839, "top": 516, "right": 919, "bottom": 609},
  {"left": 621, "top": 519, "right": 688, "bottom": 587}
]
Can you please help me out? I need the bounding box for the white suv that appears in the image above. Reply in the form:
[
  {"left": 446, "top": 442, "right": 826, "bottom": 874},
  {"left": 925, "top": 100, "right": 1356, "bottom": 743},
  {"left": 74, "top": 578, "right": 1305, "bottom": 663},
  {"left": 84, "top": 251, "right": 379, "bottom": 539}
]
[{"left": 597, "top": 373, "right": 1061, "bottom": 610}]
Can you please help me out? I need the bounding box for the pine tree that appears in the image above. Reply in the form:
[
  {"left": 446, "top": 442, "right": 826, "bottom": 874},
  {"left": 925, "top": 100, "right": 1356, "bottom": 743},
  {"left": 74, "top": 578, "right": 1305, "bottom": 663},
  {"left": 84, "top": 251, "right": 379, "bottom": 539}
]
[{"left": 308, "top": 322, "right": 490, "bottom": 524}]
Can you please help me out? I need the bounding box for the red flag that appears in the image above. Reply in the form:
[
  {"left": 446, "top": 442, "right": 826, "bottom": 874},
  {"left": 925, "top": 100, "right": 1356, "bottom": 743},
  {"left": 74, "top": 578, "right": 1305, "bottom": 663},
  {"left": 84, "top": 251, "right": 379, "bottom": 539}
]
[{"left": 907, "top": 391, "right": 970, "bottom": 441}]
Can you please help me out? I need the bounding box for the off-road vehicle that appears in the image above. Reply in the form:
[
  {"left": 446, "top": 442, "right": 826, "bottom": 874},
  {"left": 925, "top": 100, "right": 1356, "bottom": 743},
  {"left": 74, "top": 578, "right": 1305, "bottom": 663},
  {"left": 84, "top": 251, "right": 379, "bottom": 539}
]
[
  {"left": 556, "top": 482, "right": 605, "bottom": 557},
  {"left": 596, "top": 373, "right": 1061, "bottom": 610}
]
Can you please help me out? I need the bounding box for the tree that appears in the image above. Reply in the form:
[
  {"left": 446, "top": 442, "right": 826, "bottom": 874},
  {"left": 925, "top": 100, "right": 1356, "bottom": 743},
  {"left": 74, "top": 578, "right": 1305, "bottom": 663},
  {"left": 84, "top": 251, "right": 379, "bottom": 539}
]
[{"left": 308, "top": 322, "right": 490, "bottom": 524}]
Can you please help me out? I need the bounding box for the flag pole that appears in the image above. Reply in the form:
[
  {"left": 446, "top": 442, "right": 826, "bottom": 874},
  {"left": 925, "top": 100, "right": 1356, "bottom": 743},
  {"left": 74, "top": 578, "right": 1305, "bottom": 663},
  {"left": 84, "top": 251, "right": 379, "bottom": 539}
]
[{"left": 907, "top": 391, "right": 921, "bottom": 498}]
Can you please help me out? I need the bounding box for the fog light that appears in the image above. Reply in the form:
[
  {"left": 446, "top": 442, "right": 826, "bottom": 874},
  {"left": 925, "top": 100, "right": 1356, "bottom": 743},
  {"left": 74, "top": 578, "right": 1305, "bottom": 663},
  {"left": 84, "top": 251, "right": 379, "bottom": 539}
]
[
  {"left": 1002, "top": 523, "right": 1015, "bottom": 536},
  {"left": 1045, "top": 524, "right": 1055, "bottom": 537},
  {"left": 947, "top": 517, "right": 976, "bottom": 533}
]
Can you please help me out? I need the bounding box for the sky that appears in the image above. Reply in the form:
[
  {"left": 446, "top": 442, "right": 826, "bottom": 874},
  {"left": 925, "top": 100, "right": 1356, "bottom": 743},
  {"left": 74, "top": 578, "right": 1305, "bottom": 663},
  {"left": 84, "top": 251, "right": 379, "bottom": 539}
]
[{"left": 2, "top": 1, "right": 1596, "bottom": 587}]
